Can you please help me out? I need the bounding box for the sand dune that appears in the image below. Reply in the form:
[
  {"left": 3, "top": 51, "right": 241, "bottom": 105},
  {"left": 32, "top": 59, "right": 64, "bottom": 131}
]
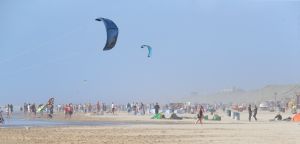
[{"left": 184, "top": 84, "right": 300, "bottom": 103}]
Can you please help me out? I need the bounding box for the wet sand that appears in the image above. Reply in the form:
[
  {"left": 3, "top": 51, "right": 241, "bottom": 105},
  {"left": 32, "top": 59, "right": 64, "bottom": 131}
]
[{"left": 0, "top": 111, "right": 299, "bottom": 144}]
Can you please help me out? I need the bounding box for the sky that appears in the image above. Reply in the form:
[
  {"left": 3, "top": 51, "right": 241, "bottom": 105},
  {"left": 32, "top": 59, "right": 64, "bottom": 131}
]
[{"left": 0, "top": 0, "right": 300, "bottom": 105}]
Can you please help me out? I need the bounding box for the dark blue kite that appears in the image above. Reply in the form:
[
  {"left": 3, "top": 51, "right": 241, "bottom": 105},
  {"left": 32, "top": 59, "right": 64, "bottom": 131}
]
[{"left": 95, "top": 17, "right": 119, "bottom": 51}]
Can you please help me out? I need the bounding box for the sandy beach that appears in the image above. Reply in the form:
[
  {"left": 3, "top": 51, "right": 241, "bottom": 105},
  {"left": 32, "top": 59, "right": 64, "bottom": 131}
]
[{"left": 1, "top": 111, "right": 299, "bottom": 144}]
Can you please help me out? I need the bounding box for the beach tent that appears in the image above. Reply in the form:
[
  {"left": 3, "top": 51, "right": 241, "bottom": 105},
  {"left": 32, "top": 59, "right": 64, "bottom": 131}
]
[{"left": 293, "top": 113, "right": 300, "bottom": 122}]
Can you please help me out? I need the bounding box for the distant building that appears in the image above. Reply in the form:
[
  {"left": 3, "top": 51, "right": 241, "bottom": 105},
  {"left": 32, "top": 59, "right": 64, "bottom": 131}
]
[{"left": 220, "top": 87, "right": 244, "bottom": 93}]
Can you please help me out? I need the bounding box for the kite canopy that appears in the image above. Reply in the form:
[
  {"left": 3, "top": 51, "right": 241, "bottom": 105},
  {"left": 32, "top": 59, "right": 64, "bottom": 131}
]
[
  {"left": 141, "top": 45, "right": 152, "bottom": 57},
  {"left": 95, "top": 17, "right": 119, "bottom": 51}
]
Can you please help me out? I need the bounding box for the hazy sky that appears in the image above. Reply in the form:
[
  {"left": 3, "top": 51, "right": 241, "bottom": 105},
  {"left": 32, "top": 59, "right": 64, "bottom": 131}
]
[{"left": 1, "top": 0, "right": 300, "bottom": 105}]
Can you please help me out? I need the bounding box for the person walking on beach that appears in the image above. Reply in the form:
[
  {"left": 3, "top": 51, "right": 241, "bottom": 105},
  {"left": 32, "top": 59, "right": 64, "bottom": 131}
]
[
  {"left": 248, "top": 104, "right": 252, "bottom": 122},
  {"left": 154, "top": 103, "right": 160, "bottom": 114},
  {"left": 253, "top": 105, "right": 258, "bottom": 121},
  {"left": 195, "top": 105, "right": 204, "bottom": 124}
]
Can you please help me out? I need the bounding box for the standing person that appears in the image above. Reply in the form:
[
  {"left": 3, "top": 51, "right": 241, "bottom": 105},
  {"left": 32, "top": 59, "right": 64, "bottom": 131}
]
[
  {"left": 135, "top": 103, "right": 139, "bottom": 115},
  {"left": 47, "top": 104, "right": 54, "bottom": 119},
  {"left": 23, "top": 103, "right": 27, "bottom": 114},
  {"left": 126, "top": 103, "right": 131, "bottom": 114},
  {"left": 31, "top": 104, "right": 36, "bottom": 118},
  {"left": 96, "top": 101, "right": 101, "bottom": 113},
  {"left": 253, "top": 105, "right": 258, "bottom": 121},
  {"left": 6, "top": 104, "right": 11, "bottom": 118},
  {"left": 0, "top": 111, "right": 4, "bottom": 124},
  {"left": 195, "top": 105, "right": 204, "bottom": 124},
  {"left": 47, "top": 98, "right": 54, "bottom": 119},
  {"left": 154, "top": 103, "right": 160, "bottom": 114},
  {"left": 10, "top": 104, "right": 13, "bottom": 115},
  {"left": 133, "top": 103, "right": 137, "bottom": 115},
  {"left": 27, "top": 103, "right": 31, "bottom": 115},
  {"left": 111, "top": 102, "right": 115, "bottom": 115},
  {"left": 88, "top": 103, "right": 92, "bottom": 113},
  {"left": 69, "top": 103, "right": 73, "bottom": 118},
  {"left": 102, "top": 103, "right": 106, "bottom": 113},
  {"left": 248, "top": 104, "right": 252, "bottom": 122},
  {"left": 64, "top": 104, "right": 69, "bottom": 119},
  {"left": 140, "top": 102, "right": 145, "bottom": 115}
]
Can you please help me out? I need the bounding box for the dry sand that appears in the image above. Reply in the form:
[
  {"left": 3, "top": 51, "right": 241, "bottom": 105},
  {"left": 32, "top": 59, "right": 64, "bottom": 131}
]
[{"left": 0, "top": 111, "right": 299, "bottom": 144}]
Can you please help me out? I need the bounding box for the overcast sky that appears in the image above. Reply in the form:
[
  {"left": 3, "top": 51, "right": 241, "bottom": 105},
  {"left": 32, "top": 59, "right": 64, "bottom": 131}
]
[{"left": 0, "top": 0, "right": 300, "bottom": 105}]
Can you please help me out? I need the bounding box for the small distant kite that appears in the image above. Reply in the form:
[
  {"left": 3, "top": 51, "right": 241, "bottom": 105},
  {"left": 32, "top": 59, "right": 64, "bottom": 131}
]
[
  {"left": 141, "top": 45, "right": 152, "bottom": 57},
  {"left": 95, "top": 17, "right": 119, "bottom": 51}
]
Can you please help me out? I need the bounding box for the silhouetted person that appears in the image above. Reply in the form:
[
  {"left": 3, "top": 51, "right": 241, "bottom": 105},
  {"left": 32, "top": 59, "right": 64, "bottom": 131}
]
[
  {"left": 31, "top": 104, "right": 36, "bottom": 117},
  {"left": 0, "top": 111, "right": 4, "bottom": 124},
  {"left": 96, "top": 101, "right": 100, "bottom": 113},
  {"left": 248, "top": 104, "right": 252, "bottom": 122},
  {"left": 253, "top": 105, "right": 258, "bottom": 121},
  {"left": 154, "top": 103, "right": 160, "bottom": 114},
  {"left": 126, "top": 103, "right": 131, "bottom": 113}
]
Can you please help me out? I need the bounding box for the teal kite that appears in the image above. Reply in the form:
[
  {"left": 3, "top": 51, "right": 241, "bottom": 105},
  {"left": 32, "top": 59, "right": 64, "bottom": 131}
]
[{"left": 141, "top": 45, "right": 152, "bottom": 57}]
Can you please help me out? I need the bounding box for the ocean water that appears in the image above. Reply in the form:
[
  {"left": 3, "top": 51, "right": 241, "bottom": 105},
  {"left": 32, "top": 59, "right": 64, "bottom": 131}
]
[{"left": 0, "top": 117, "right": 126, "bottom": 128}]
